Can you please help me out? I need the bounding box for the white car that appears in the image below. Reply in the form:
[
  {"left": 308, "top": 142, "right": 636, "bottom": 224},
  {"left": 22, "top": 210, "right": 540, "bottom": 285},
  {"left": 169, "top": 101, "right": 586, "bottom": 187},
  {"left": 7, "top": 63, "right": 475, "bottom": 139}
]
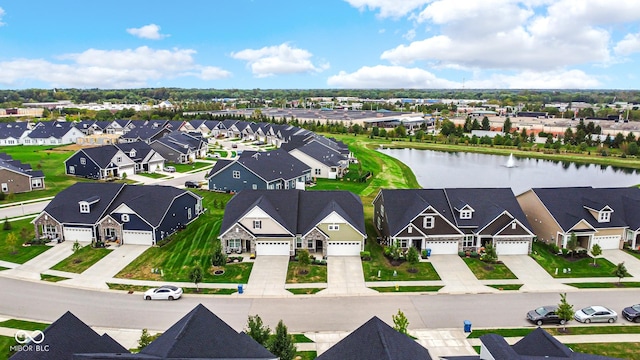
[
  {"left": 574, "top": 305, "right": 617, "bottom": 323},
  {"left": 143, "top": 285, "right": 183, "bottom": 301}
]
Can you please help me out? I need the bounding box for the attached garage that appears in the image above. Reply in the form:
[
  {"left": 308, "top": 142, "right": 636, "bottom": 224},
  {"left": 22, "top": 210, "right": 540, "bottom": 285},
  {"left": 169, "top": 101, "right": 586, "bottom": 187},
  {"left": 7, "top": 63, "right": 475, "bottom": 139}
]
[
  {"left": 255, "top": 241, "right": 290, "bottom": 256},
  {"left": 123, "top": 230, "right": 153, "bottom": 245},
  {"left": 63, "top": 227, "right": 93, "bottom": 243},
  {"left": 496, "top": 240, "right": 530, "bottom": 255},
  {"left": 327, "top": 241, "right": 362, "bottom": 256},
  {"left": 424, "top": 240, "right": 459, "bottom": 255},
  {"left": 592, "top": 235, "right": 621, "bottom": 250}
]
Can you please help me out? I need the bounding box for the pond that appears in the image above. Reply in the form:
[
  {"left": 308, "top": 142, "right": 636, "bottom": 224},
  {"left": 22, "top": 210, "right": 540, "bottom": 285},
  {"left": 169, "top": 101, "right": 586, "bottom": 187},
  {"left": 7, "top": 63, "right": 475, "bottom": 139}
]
[{"left": 377, "top": 148, "right": 640, "bottom": 195}]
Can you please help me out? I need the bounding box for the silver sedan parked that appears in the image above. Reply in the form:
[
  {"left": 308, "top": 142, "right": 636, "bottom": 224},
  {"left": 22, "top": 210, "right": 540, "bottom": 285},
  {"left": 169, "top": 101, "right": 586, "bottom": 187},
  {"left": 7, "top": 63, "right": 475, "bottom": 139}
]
[{"left": 574, "top": 305, "right": 617, "bottom": 323}]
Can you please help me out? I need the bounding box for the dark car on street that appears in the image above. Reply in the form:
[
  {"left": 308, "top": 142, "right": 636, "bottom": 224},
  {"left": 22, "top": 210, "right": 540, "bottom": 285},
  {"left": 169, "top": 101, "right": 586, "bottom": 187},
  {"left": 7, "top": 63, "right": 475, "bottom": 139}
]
[
  {"left": 527, "top": 305, "right": 566, "bottom": 326},
  {"left": 622, "top": 304, "right": 640, "bottom": 323},
  {"left": 184, "top": 181, "right": 200, "bottom": 188}
]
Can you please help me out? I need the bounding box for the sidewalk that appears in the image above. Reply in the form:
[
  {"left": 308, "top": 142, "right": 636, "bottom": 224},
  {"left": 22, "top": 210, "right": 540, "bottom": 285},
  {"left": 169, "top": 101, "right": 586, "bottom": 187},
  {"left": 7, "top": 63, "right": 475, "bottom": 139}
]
[
  {"left": 466, "top": 333, "right": 640, "bottom": 346},
  {"left": 430, "top": 255, "right": 494, "bottom": 294},
  {"left": 2, "top": 241, "right": 73, "bottom": 280}
]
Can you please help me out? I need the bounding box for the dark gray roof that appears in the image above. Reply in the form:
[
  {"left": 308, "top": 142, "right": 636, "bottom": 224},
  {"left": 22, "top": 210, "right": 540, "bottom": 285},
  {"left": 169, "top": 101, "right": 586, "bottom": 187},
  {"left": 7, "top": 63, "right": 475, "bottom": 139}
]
[
  {"left": 93, "top": 121, "right": 111, "bottom": 130},
  {"left": 0, "top": 122, "right": 30, "bottom": 139},
  {"left": 206, "top": 159, "right": 233, "bottom": 178},
  {"left": 113, "top": 119, "right": 131, "bottom": 127},
  {"left": 75, "top": 120, "right": 96, "bottom": 130},
  {"left": 531, "top": 187, "right": 640, "bottom": 231},
  {"left": 235, "top": 149, "right": 310, "bottom": 182},
  {"left": 9, "top": 311, "right": 128, "bottom": 360},
  {"left": 28, "top": 121, "right": 76, "bottom": 139},
  {"left": 114, "top": 142, "right": 154, "bottom": 162},
  {"left": 75, "top": 146, "right": 121, "bottom": 168},
  {"left": 294, "top": 141, "right": 346, "bottom": 166},
  {"left": 43, "top": 183, "right": 125, "bottom": 224},
  {"left": 139, "top": 304, "right": 275, "bottom": 359},
  {"left": 316, "top": 316, "right": 432, "bottom": 360},
  {"left": 152, "top": 131, "right": 204, "bottom": 154},
  {"left": 445, "top": 188, "right": 532, "bottom": 231},
  {"left": 121, "top": 125, "right": 168, "bottom": 141},
  {"left": 0, "top": 153, "right": 44, "bottom": 178},
  {"left": 298, "top": 190, "right": 365, "bottom": 235},
  {"left": 379, "top": 189, "right": 456, "bottom": 236}
]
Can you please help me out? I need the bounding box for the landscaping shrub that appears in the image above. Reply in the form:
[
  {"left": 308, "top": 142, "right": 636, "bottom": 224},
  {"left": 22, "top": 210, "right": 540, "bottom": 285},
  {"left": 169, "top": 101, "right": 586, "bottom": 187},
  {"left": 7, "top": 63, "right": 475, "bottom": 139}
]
[
  {"left": 360, "top": 251, "right": 371, "bottom": 261},
  {"left": 156, "top": 237, "right": 172, "bottom": 247},
  {"left": 470, "top": 251, "right": 478, "bottom": 258},
  {"left": 458, "top": 251, "right": 466, "bottom": 257}
]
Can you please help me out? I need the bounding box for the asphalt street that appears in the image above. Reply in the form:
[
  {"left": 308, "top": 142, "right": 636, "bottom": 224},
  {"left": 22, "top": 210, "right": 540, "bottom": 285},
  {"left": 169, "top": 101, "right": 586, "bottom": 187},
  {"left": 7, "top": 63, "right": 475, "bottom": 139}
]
[{"left": 1, "top": 276, "right": 638, "bottom": 332}]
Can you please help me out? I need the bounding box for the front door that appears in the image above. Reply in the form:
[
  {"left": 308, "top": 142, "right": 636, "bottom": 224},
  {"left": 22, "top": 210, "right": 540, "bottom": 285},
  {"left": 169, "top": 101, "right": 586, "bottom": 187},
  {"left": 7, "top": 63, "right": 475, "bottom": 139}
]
[
  {"left": 316, "top": 240, "right": 323, "bottom": 253},
  {"left": 412, "top": 239, "right": 422, "bottom": 251}
]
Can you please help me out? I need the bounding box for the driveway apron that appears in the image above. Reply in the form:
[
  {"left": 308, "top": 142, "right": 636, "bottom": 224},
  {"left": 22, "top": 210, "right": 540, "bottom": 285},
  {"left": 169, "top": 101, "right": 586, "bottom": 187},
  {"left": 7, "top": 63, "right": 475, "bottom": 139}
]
[
  {"left": 319, "top": 256, "right": 376, "bottom": 295},
  {"left": 429, "top": 255, "right": 493, "bottom": 294},
  {"left": 243, "top": 256, "right": 290, "bottom": 296},
  {"left": 500, "top": 255, "right": 572, "bottom": 292},
  {"left": 601, "top": 249, "right": 640, "bottom": 277},
  {"left": 2, "top": 241, "right": 74, "bottom": 280}
]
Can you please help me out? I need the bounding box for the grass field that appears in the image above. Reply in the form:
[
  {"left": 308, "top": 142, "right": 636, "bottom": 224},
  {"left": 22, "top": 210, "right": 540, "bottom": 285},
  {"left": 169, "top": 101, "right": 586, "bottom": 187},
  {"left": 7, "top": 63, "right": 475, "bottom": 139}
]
[
  {"left": 486, "top": 284, "right": 523, "bottom": 290},
  {"left": 463, "top": 257, "right": 517, "bottom": 280},
  {"left": 106, "top": 283, "right": 237, "bottom": 295},
  {"left": 567, "top": 343, "right": 640, "bottom": 360},
  {"left": 50, "top": 245, "right": 112, "bottom": 273},
  {"left": 530, "top": 242, "right": 619, "bottom": 278},
  {"left": 0, "top": 319, "right": 50, "bottom": 331},
  {"left": 0, "top": 335, "right": 16, "bottom": 360},
  {"left": 567, "top": 281, "right": 640, "bottom": 288},
  {"left": 468, "top": 325, "right": 640, "bottom": 338},
  {"left": 0, "top": 218, "right": 49, "bottom": 264},
  {"left": 40, "top": 274, "right": 69, "bottom": 282},
  {"left": 362, "top": 239, "right": 441, "bottom": 281},
  {"left": 371, "top": 285, "right": 443, "bottom": 293},
  {"left": 169, "top": 161, "right": 212, "bottom": 173},
  {"left": 136, "top": 172, "right": 170, "bottom": 179},
  {"left": 286, "top": 262, "right": 327, "bottom": 284},
  {"left": 287, "top": 288, "right": 324, "bottom": 295}
]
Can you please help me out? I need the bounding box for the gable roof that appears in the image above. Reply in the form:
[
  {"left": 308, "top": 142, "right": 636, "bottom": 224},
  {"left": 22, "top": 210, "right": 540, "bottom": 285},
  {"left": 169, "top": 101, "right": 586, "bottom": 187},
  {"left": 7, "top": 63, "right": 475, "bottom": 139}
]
[
  {"left": 9, "top": 311, "right": 128, "bottom": 360},
  {"left": 139, "top": 304, "right": 276, "bottom": 359},
  {"left": 378, "top": 189, "right": 456, "bottom": 236},
  {"left": 293, "top": 141, "right": 346, "bottom": 167},
  {"left": 73, "top": 145, "right": 121, "bottom": 168},
  {"left": 298, "top": 191, "right": 365, "bottom": 236},
  {"left": 152, "top": 131, "right": 204, "bottom": 154},
  {"left": 235, "top": 149, "right": 310, "bottom": 182},
  {"left": 0, "top": 153, "right": 44, "bottom": 179},
  {"left": 27, "top": 121, "right": 77, "bottom": 139},
  {"left": 42, "top": 182, "right": 125, "bottom": 224},
  {"left": 121, "top": 125, "right": 168, "bottom": 141},
  {"left": 114, "top": 142, "right": 155, "bottom": 162},
  {"left": 0, "top": 122, "right": 30, "bottom": 139},
  {"left": 316, "top": 316, "right": 432, "bottom": 360}
]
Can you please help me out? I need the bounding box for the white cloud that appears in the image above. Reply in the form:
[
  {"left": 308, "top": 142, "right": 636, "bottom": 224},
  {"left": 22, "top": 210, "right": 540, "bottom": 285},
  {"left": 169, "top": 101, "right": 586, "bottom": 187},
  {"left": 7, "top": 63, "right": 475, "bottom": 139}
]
[
  {"left": 327, "top": 65, "right": 460, "bottom": 88},
  {"left": 231, "top": 43, "right": 329, "bottom": 78},
  {"left": 403, "top": 29, "right": 416, "bottom": 41},
  {"left": 465, "top": 69, "right": 601, "bottom": 89},
  {"left": 0, "top": 7, "right": 5, "bottom": 26},
  {"left": 344, "top": 0, "right": 430, "bottom": 18},
  {"left": 614, "top": 33, "right": 640, "bottom": 56},
  {"left": 0, "top": 47, "right": 230, "bottom": 88},
  {"left": 126, "top": 24, "right": 168, "bottom": 40}
]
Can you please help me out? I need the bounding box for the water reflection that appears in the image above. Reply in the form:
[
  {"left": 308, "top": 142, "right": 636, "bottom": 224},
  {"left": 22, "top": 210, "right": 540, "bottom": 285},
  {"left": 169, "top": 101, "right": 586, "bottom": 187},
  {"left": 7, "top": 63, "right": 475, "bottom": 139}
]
[{"left": 378, "top": 148, "right": 640, "bottom": 195}]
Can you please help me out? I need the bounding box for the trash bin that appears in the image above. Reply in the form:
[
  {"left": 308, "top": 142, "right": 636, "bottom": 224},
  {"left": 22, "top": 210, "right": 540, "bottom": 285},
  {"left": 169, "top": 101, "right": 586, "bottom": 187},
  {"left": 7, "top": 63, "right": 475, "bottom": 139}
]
[
  {"left": 237, "top": 284, "right": 243, "bottom": 294},
  {"left": 464, "top": 320, "right": 472, "bottom": 333},
  {"left": 426, "top": 248, "right": 432, "bottom": 257}
]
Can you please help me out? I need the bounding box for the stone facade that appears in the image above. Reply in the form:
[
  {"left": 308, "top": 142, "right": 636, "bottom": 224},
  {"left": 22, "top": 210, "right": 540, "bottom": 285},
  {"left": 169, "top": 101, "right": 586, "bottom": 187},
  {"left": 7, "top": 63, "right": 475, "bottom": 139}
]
[
  {"left": 303, "top": 227, "right": 329, "bottom": 257},
  {"left": 220, "top": 224, "right": 254, "bottom": 253},
  {"left": 33, "top": 214, "right": 61, "bottom": 240},
  {"left": 97, "top": 216, "right": 123, "bottom": 243}
]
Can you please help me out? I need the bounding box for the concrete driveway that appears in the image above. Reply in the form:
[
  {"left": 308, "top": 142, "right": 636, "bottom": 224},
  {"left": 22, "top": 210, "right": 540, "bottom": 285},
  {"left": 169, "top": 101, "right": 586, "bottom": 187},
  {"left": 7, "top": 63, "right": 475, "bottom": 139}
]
[
  {"left": 243, "top": 256, "right": 290, "bottom": 296},
  {"left": 2, "top": 241, "right": 74, "bottom": 280},
  {"left": 601, "top": 249, "right": 640, "bottom": 277},
  {"left": 319, "top": 256, "right": 375, "bottom": 295},
  {"left": 429, "top": 255, "right": 491, "bottom": 294},
  {"left": 500, "top": 255, "right": 572, "bottom": 292}
]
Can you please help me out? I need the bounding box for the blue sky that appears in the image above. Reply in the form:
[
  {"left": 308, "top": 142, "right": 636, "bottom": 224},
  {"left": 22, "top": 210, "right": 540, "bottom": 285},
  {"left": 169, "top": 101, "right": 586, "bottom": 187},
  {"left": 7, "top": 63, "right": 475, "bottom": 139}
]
[{"left": 1, "top": 0, "right": 640, "bottom": 90}]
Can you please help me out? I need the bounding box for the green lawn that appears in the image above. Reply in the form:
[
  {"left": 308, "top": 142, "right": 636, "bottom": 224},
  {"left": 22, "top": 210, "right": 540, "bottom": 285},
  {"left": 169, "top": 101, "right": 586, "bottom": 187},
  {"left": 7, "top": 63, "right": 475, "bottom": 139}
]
[
  {"left": 0, "top": 218, "right": 49, "bottom": 264},
  {"left": 0, "top": 335, "right": 17, "bottom": 360},
  {"left": 169, "top": 161, "right": 212, "bottom": 173},
  {"left": 292, "top": 334, "right": 314, "bottom": 343},
  {"left": 115, "top": 191, "right": 253, "bottom": 283},
  {"left": 486, "top": 284, "right": 523, "bottom": 291},
  {"left": 625, "top": 249, "right": 640, "bottom": 261},
  {"left": 294, "top": 351, "right": 317, "bottom": 360},
  {"left": 212, "top": 150, "right": 228, "bottom": 157},
  {"left": 567, "top": 281, "right": 640, "bottom": 288},
  {"left": 136, "top": 172, "right": 170, "bottom": 179},
  {"left": 468, "top": 326, "right": 640, "bottom": 339},
  {"left": 0, "top": 267, "right": 7, "bottom": 271},
  {"left": 286, "top": 262, "right": 327, "bottom": 284},
  {"left": 362, "top": 240, "right": 440, "bottom": 281},
  {"left": 0, "top": 319, "right": 50, "bottom": 331},
  {"left": 40, "top": 274, "right": 69, "bottom": 282},
  {"left": 566, "top": 343, "right": 640, "bottom": 359},
  {"left": 372, "top": 285, "right": 443, "bottom": 293},
  {"left": 106, "top": 283, "right": 236, "bottom": 295},
  {"left": 50, "top": 245, "right": 112, "bottom": 273},
  {"left": 287, "top": 288, "right": 324, "bottom": 295},
  {"left": 463, "top": 257, "right": 517, "bottom": 280},
  {"left": 530, "top": 242, "right": 619, "bottom": 278}
]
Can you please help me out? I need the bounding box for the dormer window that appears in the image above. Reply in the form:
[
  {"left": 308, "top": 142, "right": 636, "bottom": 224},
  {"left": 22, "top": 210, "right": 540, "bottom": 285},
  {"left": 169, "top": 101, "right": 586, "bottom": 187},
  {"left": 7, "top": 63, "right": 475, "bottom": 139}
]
[
  {"left": 121, "top": 214, "right": 130, "bottom": 222},
  {"left": 423, "top": 216, "right": 434, "bottom": 229},
  {"left": 460, "top": 210, "right": 472, "bottom": 219},
  {"left": 129, "top": 149, "right": 136, "bottom": 157},
  {"left": 79, "top": 202, "right": 90, "bottom": 213},
  {"left": 598, "top": 211, "right": 611, "bottom": 223}
]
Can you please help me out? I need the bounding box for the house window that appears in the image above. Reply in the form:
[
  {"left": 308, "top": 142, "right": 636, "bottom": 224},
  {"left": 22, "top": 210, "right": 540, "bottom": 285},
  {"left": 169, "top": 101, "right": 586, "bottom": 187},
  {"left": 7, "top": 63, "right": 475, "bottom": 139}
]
[
  {"left": 511, "top": 222, "right": 517, "bottom": 230},
  {"left": 307, "top": 239, "right": 314, "bottom": 248},
  {"left": 31, "top": 179, "right": 43, "bottom": 188},
  {"left": 129, "top": 149, "right": 136, "bottom": 157},
  {"left": 460, "top": 210, "right": 472, "bottom": 219},
  {"left": 121, "top": 214, "right": 130, "bottom": 222},
  {"left": 380, "top": 205, "right": 384, "bottom": 216},
  {"left": 44, "top": 224, "right": 56, "bottom": 234},
  {"left": 252, "top": 184, "right": 257, "bottom": 190},
  {"left": 396, "top": 239, "right": 409, "bottom": 248},
  {"left": 195, "top": 202, "right": 201, "bottom": 214},
  {"left": 80, "top": 157, "right": 86, "bottom": 165},
  {"left": 228, "top": 239, "right": 241, "bottom": 249},
  {"left": 598, "top": 211, "right": 611, "bottom": 223},
  {"left": 233, "top": 171, "right": 240, "bottom": 179},
  {"left": 188, "top": 208, "right": 192, "bottom": 220},
  {"left": 463, "top": 235, "right": 475, "bottom": 247},
  {"left": 328, "top": 224, "right": 339, "bottom": 231},
  {"left": 69, "top": 166, "right": 75, "bottom": 174},
  {"left": 423, "top": 216, "right": 434, "bottom": 229},
  {"left": 407, "top": 226, "right": 412, "bottom": 234},
  {"left": 104, "top": 228, "right": 116, "bottom": 239},
  {"left": 79, "top": 203, "right": 89, "bottom": 213},
  {"left": 116, "top": 157, "right": 122, "bottom": 163},
  {"left": 376, "top": 216, "right": 381, "bottom": 230},
  {"left": 296, "top": 238, "right": 302, "bottom": 248},
  {"left": 315, "top": 169, "right": 321, "bottom": 175},
  {"left": 253, "top": 220, "right": 262, "bottom": 229}
]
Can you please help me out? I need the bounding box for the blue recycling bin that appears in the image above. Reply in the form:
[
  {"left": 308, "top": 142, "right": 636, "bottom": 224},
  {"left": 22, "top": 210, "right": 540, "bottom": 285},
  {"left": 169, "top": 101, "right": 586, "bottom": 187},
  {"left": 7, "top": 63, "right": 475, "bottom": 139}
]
[
  {"left": 463, "top": 320, "right": 472, "bottom": 333},
  {"left": 237, "top": 284, "right": 243, "bottom": 294},
  {"left": 426, "top": 248, "right": 432, "bottom": 257}
]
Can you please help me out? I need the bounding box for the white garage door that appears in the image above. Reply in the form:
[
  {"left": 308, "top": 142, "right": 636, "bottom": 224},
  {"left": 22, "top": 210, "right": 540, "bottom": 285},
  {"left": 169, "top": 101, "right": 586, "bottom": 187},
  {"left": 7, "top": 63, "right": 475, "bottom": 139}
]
[
  {"left": 123, "top": 230, "right": 153, "bottom": 245},
  {"left": 593, "top": 235, "right": 621, "bottom": 250},
  {"left": 496, "top": 240, "right": 530, "bottom": 255},
  {"left": 255, "top": 241, "right": 290, "bottom": 256},
  {"left": 63, "top": 227, "right": 93, "bottom": 243},
  {"left": 327, "top": 241, "right": 362, "bottom": 256},
  {"left": 425, "top": 240, "right": 459, "bottom": 255}
]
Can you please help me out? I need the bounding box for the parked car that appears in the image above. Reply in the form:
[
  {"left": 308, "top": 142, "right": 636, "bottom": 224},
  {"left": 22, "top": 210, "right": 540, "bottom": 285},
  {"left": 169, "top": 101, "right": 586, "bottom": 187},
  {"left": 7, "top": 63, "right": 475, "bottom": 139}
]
[
  {"left": 574, "top": 306, "right": 617, "bottom": 323},
  {"left": 184, "top": 181, "right": 199, "bottom": 188},
  {"left": 622, "top": 304, "right": 640, "bottom": 323},
  {"left": 165, "top": 166, "right": 176, "bottom": 173},
  {"left": 231, "top": 143, "right": 238, "bottom": 148},
  {"left": 143, "top": 285, "right": 183, "bottom": 301},
  {"left": 526, "top": 305, "right": 566, "bottom": 326}
]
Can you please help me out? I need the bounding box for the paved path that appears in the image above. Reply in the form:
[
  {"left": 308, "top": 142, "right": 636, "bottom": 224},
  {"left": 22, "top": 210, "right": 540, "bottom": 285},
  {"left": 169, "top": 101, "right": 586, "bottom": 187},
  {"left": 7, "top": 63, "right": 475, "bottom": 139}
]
[
  {"left": 602, "top": 249, "right": 640, "bottom": 277},
  {"left": 430, "top": 255, "right": 494, "bottom": 294},
  {"left": 319, "top": 256, "right": 376, "bottom": 295},
  {"left": 0, "top": 200, "right": 50, "bottom": 219},
  {"left": 243, "top": 256, "right": 290, "bottom": 296},
  {"left": 500, "top": 255, "right": 573, "bottom": 292},
  {"left": 59, "top": 245, "right": 149, "bottom": 289},
  {"left": 0, "top": 260, "right": 19, "bottom": 269},
  {"left": 2, "top": 241, "right": 73, "bottom": 280}
]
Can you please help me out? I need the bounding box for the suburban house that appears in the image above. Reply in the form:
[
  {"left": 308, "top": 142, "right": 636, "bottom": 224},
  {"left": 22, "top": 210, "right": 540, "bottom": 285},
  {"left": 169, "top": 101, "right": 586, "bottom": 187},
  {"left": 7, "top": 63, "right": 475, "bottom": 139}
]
[
  {"left": 32, "top": 183, "right": 203, "bottom": 246},
  {"left": 64, "top": 142, "right": 165, "bottom": 179},
  {"left": 517, "top": 186, "right": 640, "bottom": 250},
  {"left": 373, "top": 188, "right": 535, "bottom": 255},
  {"left": 105, "top": 119, "right": 135, "bottom": 135},
  {"left": 150, "top": 131, "right": 207, "bottom": 164},
  {"left": 219, "top": 189, "right": 366, "bottom": 257},
  {"left": 316, "top": 316, "right": 433, "bottom": 360},
  {"left": 119, "top": 124, "right": 171, "bottom": 144},
  {"left": 0, "top": 153, "right": 45, "bottom": 193},
  {"left": 207, "top": 149, "right": 311, "bottom": 192},
  {"left": 287, "top": 140, "right": 349, "bottom": 179},
  {"left": 442, "top": 327, "right": 620, "bottom": 360},
  {"left": 23, "top": 120, "right": 84, "bottom": 145},
  {"left": 0, "top": 122, "right": 31, "bottom": 146}
]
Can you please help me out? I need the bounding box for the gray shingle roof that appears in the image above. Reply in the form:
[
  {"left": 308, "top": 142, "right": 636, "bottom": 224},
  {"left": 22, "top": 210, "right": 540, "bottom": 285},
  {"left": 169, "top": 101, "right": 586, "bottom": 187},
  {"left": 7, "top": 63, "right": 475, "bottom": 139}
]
[
  {"left": 27, "top": 121, "right": 76, "bottom": 139},
  {"left": 77, "top": 146, "right": 121, "bottom": 168},
  {"left": 43, "top": 182, "right": 125, "bottom": 224},
  {"left": 235, "top": 149, "right": 310, "bottom": 181},
  {"left": 294, "top": 141, "right": 346, "bottom": 166},
  {"left": 379, "top": 189, "right": 455, "bottom": 236}
]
